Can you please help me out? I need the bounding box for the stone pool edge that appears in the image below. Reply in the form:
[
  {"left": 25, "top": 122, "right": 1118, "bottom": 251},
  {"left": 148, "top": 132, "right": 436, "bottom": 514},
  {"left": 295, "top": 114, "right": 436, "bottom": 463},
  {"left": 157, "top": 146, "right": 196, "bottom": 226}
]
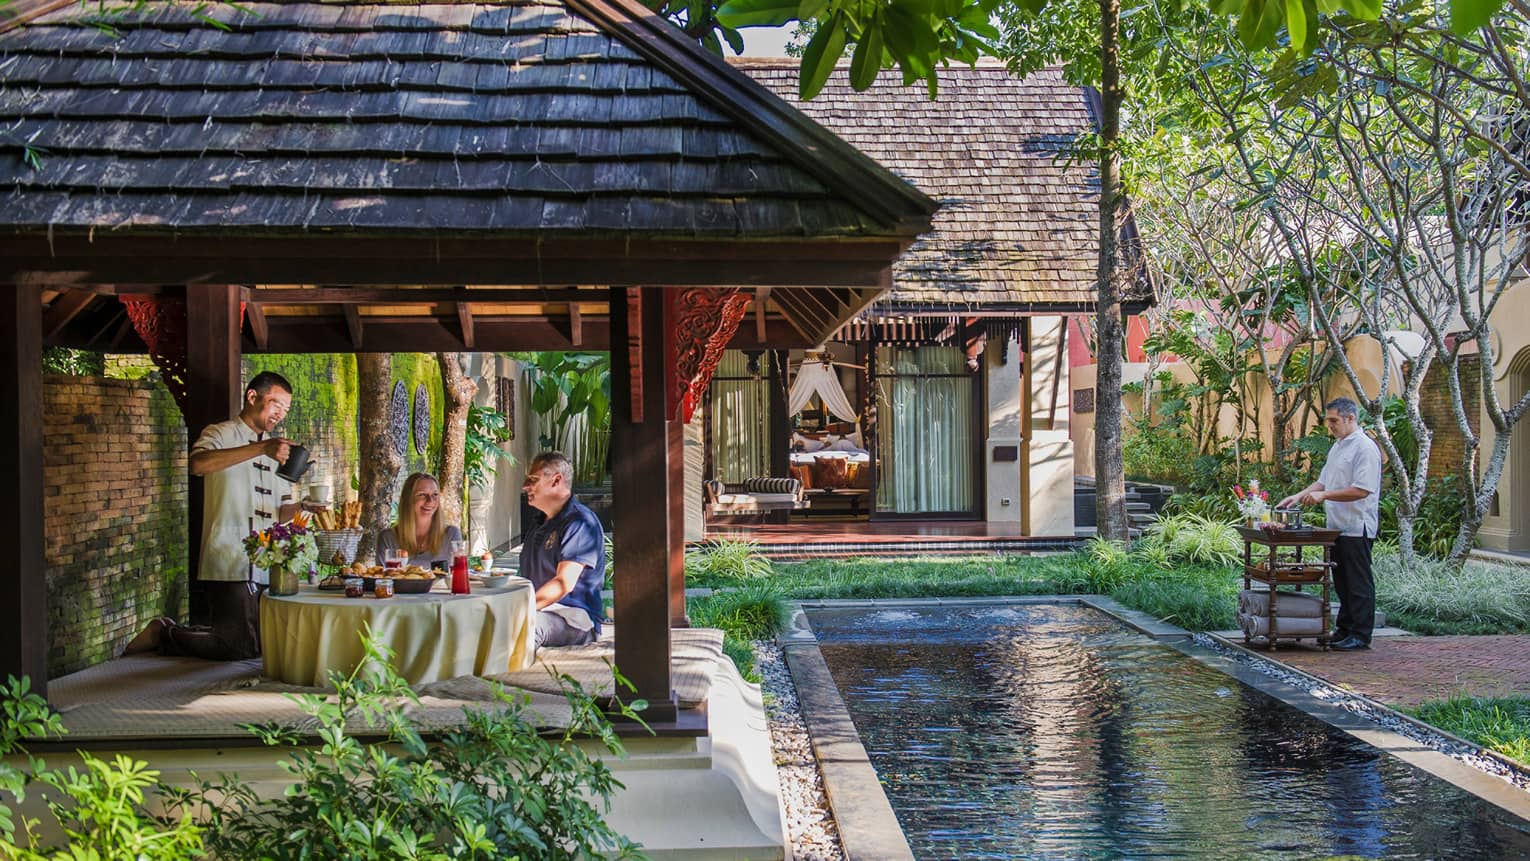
[
  {"left": 779, "top": 604, "right": 916, "bottom": 861},
  {"left": 785, "top": 595, "right": 1530, "bottom": 838}
]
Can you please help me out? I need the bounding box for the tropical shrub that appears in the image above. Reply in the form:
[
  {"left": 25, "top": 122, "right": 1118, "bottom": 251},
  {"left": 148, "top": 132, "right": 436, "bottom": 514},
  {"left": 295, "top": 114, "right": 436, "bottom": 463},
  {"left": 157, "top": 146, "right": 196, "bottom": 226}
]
[
  {"left": 163, "top": 635, "right": 649, "bottom": 861},
  {"left": 0, "top": 676, "right": 205, "bottom": 860},
  {"left": 1378, "top": 477, "right": 1468, "bottom": 558},
  {"left": 688, "top": 585, "right": 789, "bottom": 682},
  {"left": 685, "top": 540, "right": 773, "bottom": 583},
  {"left": 1137, "top": 513, "right": 1243, "bottom": 567}
]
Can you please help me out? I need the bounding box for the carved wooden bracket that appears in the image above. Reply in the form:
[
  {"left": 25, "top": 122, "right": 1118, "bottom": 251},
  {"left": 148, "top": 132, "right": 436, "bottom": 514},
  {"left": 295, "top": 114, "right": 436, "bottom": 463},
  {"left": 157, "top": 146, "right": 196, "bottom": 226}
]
[{"left": 666, "top": 287, "right": 751, "bottom": 424}]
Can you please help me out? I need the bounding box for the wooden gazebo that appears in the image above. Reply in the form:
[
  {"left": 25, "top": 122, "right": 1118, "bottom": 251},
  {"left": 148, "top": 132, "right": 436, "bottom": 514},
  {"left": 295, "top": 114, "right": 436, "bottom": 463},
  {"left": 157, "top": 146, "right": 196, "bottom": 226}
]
[{"left": 0, "top": 0, "right": 935, "bottom": 719}]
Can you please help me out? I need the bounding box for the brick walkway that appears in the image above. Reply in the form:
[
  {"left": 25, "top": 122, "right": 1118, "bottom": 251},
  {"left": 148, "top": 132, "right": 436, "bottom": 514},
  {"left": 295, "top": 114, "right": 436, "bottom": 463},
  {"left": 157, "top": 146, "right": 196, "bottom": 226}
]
[{"left": 1245, "top": 636, "right": 1530, "bottom": 709}]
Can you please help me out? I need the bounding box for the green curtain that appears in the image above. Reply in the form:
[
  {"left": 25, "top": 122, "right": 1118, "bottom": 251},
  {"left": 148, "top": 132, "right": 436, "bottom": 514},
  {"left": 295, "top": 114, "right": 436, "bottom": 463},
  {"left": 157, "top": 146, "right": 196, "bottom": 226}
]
[
  {"left": 875, "top": 345, "right": 975, "bottom": 514},
  {"left": 711, "top": 351, "right": 769, "bottom": 483}
]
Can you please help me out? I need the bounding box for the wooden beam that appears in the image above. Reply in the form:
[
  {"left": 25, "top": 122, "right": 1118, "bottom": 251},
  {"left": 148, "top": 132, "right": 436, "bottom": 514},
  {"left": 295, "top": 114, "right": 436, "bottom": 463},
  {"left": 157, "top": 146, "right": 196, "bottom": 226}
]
[
  {"left": 41, "top": 289, "right": 96, "bottom": 339},
  {"left": 343, "top": 305, "right": 363, "bottom": 348},
  {"left": 568, "top": 304, "right": 582, "bottom": 347},
  {"left": 245, "top": 315, "right": 618, "bottom": 353},
  {"left": 250, "top": 287, "right": 600, "bottom": 305},
  {"left": 0, "top": 286, "right": 47, "bottom": 696},
  {"left": 108, "top": 316, "right": 134, "bottom": 351},
  {"left": 245, "top": 302, "right": 269, "bottom": 351},
  {"left": 84, "top": 306, "right": 126, "bottom": 348},
  {"left": 456, "top": 302, "right": 475, "bottom": 349},
  {"left": 768, "top": 290, "right": 823, "bottom": 344},
  {"left": 3, "top": 236, "right": 905, "bottom": 292},
  {"left": 754, "top": 286, "right": 770, "bottom": 344},
  {"left": 610, "top": 286, "right": 678, "bottom": 721},
  {"left": 184, "top": 286, "right": 242, "bottom": 622}
]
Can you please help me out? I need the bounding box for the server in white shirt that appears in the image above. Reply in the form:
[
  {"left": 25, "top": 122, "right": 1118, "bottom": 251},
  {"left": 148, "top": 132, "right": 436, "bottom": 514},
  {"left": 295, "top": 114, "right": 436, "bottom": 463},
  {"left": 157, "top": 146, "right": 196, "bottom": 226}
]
[
  {"left": 130, "top": 372, "right": 301, "bottom": 660},
  {"left": 1278, "top": 397, "right": 1383, "bottom": 651}
]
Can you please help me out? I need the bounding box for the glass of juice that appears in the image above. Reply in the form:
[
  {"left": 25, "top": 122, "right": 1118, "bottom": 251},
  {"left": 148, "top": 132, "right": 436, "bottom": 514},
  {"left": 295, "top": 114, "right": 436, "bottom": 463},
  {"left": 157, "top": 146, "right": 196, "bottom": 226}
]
[
  {"left": 450, "top": 540, "right": 470, "bottom": 594},
  {"left": 384, "top": 548, "right": 407, "bottom": 572}
]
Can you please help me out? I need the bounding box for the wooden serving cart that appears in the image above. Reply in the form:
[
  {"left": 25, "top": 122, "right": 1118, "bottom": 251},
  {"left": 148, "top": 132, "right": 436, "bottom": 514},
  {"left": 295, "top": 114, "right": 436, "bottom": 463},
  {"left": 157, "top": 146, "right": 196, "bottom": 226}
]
[{"left": 1237, "top": 526, "right": 1340, "bottom": 649}]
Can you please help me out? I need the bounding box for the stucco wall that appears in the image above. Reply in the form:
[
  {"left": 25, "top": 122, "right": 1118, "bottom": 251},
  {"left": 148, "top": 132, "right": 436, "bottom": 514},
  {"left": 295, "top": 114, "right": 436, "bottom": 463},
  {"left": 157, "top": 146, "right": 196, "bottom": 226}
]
[
  {"left": 985, "top": 335, "right": 1022, "bottom": 523},
  {"left": 1025, "top": 317, "right": 1074, "bottom": 536},
  {"left": 1478, "top": 273, "right": 1530, "bottom": 552}
]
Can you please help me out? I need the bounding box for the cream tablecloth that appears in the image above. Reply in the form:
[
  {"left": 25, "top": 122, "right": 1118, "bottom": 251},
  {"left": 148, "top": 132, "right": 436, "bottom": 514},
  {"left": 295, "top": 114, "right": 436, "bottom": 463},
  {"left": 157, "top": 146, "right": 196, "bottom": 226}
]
[{"left": 260, "top": 579, "right": 535, "bottom": 687}]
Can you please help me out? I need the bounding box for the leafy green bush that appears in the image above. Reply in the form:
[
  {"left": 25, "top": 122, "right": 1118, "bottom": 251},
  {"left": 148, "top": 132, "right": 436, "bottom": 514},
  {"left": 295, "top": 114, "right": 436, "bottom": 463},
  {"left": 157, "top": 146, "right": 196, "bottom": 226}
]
[
  {"left": 0, "top": 676, "right": 205, "bottom": 860},
  {"left": 688, "top": 586, "right": 789, "bottom": 683},
  {"left": 1408, "top": 696, "right": 1530, "bottom": 765},
  {"left": 163, "top": 634, "right": 648, "bottom": 861},
  {"left": 1375, "top": 551, "right": 1530, "bottom": 635},
  {"left": 1378, "top": 477, "right": 1469, "bottom": 558},
  {"left": 1122, "top": 374, "right": 1201, "bottom": 486},
  {"left": 1137, "top": 513, "right": 1243, "bottom": 567},
  {"left": 1079, "top": 539, "right": 1131, "bottom": 593},
  {"left": 685, "top": 540, "right": 773, "bottom": 584},
  {"left": 1111, "top": 577, "right": 1239, "bottom": 631},
  {"left": 689, "top": 586, "right": 788, "bottom": 641}
]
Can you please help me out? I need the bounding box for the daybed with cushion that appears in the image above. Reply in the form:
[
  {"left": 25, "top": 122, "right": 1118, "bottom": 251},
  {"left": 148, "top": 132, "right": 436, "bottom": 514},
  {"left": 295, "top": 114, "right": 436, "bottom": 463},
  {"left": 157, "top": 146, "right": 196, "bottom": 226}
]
[{"left": 702, "top": 477, "right": 805, "bottom": 515}]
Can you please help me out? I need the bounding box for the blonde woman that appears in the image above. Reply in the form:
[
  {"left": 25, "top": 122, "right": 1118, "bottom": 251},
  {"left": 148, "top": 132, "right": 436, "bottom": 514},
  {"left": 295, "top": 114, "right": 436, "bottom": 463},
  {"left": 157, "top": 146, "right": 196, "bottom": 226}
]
[{"left": 374, "top": 472, "right": 462, "bottom": 569}]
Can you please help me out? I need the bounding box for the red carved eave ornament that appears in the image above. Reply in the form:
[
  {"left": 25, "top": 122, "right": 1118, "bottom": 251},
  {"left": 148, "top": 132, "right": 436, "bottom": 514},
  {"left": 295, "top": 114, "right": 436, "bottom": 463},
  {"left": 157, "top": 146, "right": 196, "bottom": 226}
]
[
  {"left": 120, "top": 296, "right": 248, "bottom": 420},
  {"left": 120, "top": 295, "right": 192, "bottom": 417},
  {"left": 666, "top": 288, "right": 751, "bottom": 424}
]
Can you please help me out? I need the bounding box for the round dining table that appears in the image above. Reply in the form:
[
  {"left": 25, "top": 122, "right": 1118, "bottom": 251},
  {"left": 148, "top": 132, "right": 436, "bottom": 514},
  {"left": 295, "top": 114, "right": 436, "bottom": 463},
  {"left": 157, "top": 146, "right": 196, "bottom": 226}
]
[{"left": 260, "top": 577, "right": 536, "bottom": 687}]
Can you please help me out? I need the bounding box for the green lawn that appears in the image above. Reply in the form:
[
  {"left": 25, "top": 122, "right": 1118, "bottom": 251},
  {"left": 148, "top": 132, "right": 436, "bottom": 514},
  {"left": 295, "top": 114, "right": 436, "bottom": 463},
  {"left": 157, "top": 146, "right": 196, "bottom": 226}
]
[{"left": 684, "top": 542, "right": 1530, "bottom": 774}]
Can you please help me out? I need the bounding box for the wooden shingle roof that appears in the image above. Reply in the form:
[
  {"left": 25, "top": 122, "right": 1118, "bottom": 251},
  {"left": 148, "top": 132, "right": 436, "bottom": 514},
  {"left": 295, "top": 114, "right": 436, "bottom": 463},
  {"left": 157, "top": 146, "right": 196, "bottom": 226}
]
[
  {"left": 737, "top": 59, "right": 1152, "bottom": 313},
  {"left": 0, "top": 0, "right": 930, "bottom": 249}
]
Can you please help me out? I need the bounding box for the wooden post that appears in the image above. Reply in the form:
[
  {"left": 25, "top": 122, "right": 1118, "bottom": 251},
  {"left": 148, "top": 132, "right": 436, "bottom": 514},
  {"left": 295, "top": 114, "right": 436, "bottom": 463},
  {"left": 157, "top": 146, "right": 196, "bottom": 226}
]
[
  {"left": 668, "top": 411, "right": 687, "bottom": 628},
  {"left": 769, "top": 350, "right": 790, "bottom": 480},
  {"left": 610, "top": 286, "right": 678, "bottom": 721},
  {"left": 0, "top": 287, "right": 47, "bottom": 695},
  {"left": 184, "top": 286, "right": 242, "bottom": 623}
]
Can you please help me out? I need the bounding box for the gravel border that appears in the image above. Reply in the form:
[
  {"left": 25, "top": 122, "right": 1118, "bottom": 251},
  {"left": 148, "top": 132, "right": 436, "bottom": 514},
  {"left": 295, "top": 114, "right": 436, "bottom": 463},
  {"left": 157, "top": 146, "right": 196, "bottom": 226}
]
[
  {"left": 1193, "top": 632, "right": 1530, "bottom": 794},
  {"left": 755, "top": 641, "right": 847, "bottom": 861}
]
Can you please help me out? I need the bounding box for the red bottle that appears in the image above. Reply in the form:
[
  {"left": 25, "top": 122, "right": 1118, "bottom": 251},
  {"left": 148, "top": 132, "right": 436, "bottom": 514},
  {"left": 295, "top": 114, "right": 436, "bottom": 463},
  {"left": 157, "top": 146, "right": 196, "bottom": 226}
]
[{"left": 450, "top": 540, "right": 470, "bottom": 594}]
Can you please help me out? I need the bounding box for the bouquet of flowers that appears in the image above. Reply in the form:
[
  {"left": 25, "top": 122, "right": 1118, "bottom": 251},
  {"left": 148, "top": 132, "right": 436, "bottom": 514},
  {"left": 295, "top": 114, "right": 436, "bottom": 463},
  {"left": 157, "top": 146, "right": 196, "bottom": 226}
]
[
  {"left": 1232, "top": 480, "right": 1270, "bottom": 523},
  {"left": 244, "top": 512, "right": 319, "bottom": 578}
]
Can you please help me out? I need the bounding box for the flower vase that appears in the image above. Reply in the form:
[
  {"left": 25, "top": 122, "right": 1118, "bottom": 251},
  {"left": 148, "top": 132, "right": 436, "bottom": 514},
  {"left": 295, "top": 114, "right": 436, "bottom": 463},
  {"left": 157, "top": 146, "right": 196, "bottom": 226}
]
[{"left": 269, "top": 564, "right": 300, "bottom": 596}]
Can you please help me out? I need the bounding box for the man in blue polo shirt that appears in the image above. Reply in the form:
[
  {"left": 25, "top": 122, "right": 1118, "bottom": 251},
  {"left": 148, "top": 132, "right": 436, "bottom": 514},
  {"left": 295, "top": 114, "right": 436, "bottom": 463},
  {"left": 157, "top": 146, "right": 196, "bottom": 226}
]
[{"left": 519, "top": 451, "right": 606, "bottom": 650}]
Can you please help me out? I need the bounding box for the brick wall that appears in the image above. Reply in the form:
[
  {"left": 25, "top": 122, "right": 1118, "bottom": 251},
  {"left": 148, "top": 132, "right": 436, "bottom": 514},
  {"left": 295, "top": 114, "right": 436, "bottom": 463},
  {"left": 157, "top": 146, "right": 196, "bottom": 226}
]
[
  {"left": 43, "top": 374, "right": 189, "bottom": 678},
  {"left": 1421, "top": 354, "right": 1482, "bottom": 482}
]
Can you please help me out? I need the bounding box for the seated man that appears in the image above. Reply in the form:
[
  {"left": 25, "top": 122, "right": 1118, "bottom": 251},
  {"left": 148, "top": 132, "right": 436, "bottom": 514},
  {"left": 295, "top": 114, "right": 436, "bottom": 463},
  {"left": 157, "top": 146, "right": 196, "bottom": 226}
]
[{"left": 519, "top": 451, "right": 606, "bottom": 651}]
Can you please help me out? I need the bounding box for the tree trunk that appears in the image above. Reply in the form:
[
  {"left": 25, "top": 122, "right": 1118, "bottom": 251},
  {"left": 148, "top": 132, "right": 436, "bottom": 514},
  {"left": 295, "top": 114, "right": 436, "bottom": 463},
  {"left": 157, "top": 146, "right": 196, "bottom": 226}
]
[
  {"left": 356, "top": 353, "right": 402, "bottom": 564},
  {"left": 436, "top": 352, "right": 477, "bottom": 531},
  {"left": 1093, "top": 0, "right": 1129, "bottom": 542}
]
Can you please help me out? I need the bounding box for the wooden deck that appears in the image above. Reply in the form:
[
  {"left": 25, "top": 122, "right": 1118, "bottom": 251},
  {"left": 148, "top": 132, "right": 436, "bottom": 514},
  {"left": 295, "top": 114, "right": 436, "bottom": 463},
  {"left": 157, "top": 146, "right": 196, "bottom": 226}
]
[{"left": 702, "top": 519, "right": 1077, "bottom": 559}]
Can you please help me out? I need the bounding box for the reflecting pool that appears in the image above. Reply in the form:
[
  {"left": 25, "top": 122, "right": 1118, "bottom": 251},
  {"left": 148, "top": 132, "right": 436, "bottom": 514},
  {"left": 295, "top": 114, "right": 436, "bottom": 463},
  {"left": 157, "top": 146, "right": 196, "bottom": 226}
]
[{"left": 809, "top": 603, "right": 1530, "bottom": 860}]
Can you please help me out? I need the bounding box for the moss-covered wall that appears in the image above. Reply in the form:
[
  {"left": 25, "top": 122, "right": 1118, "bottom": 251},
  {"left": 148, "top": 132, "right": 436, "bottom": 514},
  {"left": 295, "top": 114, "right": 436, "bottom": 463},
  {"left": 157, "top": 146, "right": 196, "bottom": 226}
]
[
  {"left": 391, "top": 353, "right": 446, "bottom": 481},
  {"left": 43, "top": 374, "right": 188, "bottom": 677},
  {"left": 240, "top": 354, "right": 360, "bottom": 501}
]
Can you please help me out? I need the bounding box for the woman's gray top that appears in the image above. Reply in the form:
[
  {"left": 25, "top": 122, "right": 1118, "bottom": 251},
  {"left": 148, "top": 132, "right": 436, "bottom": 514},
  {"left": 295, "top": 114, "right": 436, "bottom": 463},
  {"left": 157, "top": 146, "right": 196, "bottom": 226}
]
[{"left": 373, "top": 524, "right": 463, "bottom": 569}]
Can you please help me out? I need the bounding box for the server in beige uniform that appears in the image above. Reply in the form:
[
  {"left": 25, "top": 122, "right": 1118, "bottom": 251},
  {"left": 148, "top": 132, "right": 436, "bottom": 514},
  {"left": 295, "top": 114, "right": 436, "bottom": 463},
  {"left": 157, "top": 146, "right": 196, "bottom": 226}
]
[
  {"left": 1279, "top": 397, "right": 1383, "bottom": 651},
  {"left": 157, "top": 371, "right": 301, "bottom": 660}
]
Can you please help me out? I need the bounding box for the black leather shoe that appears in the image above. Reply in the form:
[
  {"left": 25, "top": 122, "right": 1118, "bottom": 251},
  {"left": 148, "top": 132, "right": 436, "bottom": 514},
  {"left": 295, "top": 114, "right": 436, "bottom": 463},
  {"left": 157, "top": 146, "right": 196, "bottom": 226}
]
[{"left": 1330, "top": 635, "right": 1370, "bottom": 651}]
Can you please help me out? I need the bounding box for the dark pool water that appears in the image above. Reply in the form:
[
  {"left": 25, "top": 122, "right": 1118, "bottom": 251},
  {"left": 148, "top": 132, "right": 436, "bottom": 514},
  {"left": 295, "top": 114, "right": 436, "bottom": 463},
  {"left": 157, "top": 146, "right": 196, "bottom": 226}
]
[{"left": 809, "top": 603, "right": 1530, "bottom": 860}]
